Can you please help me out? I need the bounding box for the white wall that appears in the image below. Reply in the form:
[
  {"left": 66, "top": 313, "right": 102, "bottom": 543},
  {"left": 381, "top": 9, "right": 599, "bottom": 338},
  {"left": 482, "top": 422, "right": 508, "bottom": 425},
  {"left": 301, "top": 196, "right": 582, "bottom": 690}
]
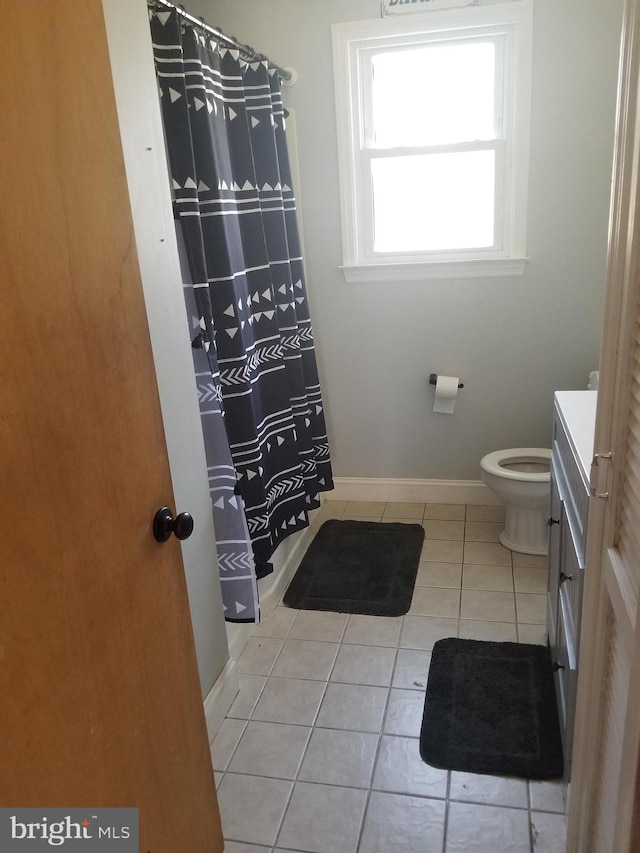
[
  {"left": 186, "top": 0, "right": 623, "bottom": 481},
  {"left": 104, "top": 0, "right": 230, "bottom": 697}
]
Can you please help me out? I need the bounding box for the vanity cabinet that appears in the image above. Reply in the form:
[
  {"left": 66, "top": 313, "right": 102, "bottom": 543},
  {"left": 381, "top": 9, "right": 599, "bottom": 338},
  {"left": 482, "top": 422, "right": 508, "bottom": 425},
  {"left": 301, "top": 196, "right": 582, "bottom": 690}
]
[{"left": 548, "top": 391, "right": 596, "bottom": 778}]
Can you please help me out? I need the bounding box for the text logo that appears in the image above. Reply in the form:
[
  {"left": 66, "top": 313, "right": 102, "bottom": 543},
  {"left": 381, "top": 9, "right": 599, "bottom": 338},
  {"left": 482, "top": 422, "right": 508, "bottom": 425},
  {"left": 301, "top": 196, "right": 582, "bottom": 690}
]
[{"left": 0, "top": 809, "right": 138, "bottom": 851}]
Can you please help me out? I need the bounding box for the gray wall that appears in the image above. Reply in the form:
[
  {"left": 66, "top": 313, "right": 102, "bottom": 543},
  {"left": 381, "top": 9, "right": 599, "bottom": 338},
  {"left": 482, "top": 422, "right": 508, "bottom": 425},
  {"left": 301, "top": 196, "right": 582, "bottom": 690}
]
[
  {"left": 106, "top": 0, "right": 230, "bottom": 696},
  {"left": 187, "top": 0, "right": 623, "bottom": 480}
]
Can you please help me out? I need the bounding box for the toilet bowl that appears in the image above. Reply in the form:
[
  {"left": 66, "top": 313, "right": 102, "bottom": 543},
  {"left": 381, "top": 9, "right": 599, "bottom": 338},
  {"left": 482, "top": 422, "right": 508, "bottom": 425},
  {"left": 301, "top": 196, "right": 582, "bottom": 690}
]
[{"left": 480, "top": 448, "right": 552, "bottom": 555}]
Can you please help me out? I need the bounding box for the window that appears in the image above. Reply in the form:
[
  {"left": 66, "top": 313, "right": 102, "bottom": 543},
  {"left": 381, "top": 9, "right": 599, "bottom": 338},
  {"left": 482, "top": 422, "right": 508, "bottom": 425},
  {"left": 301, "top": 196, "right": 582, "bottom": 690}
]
[{"left": 332, "top": 1, "right": 533, "bottom": 282}]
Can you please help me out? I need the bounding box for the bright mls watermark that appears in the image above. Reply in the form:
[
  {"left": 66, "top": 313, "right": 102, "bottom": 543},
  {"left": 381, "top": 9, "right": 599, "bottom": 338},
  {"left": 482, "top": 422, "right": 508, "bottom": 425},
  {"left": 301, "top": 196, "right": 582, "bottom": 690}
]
[{"left": 0, "top": 809, "right": 138, "bottom": 851}]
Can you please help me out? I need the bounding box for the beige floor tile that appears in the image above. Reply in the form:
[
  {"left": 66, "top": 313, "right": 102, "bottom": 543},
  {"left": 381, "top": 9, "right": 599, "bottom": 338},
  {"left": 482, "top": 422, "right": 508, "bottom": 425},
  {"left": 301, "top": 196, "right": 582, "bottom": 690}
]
[
  {"left": 391, "top": 648, "right": 431, "bottom": 691},
  {"left": 379, "top": 516, "right": 422, "bottom": 524},
  {"left": 330, "top": 643, "right": 396, "bottom": 686},
  {"left": 463, "top": 564, "right": 514, "bottom": 592},
  {"left": 400, "top": 615, "right": 459, "bottom": 650},
  {"left": 383, "top": 501, "right": 425, "bottom": 519},
  {"left": 358, "top": 791, "right": 446, "bottom": 853},
  {"left": 531, "top": 811, "right": 567, "bottom": 853},
  {"left": 372, "top": 735, "right": 448, "bottom": 798},
  {"left": 466, "top": 504, "right": 506, "bottom": 523},
  {"left": 270, "top": 639, "right": 338, "bottom": 680},
  {"left": 341, "top": 516, "right": 382, "bottom": 525},
  {"left": 288, "top": 609, "right": 349, "bottom": 642},
  {"left": 228, "top": 720, "right": 311, "bottom": 779},
  {"left": 415, "top": 561, "right": 463, "bottom": 588},
  {"left": 251, "top": 676, "right": 326, "bottom": 726},
  {"left": 529, "top": 779, "right": 567, "bottom": 813},
  {"left": 464, "top": 521, "right": 504, "bottom": 542},
  {"left": 512, "top": 551, "right": 548, "bottom": 569},
  {"left": 237, "top": 636, "right": 284, "bottom": 676},
  {"left": 345, "top": 500, "right": 386, "bottom": 518},
  {"left": 446, "top": 801, "right": 531, "bottom": 852},
  {"left": 424, "top": 519, "right": 465, "bottom": 540},
  {"left": 218, "top": 774, "right": 293, "bottom": 847},
  {"left": 449, "top": 771, "right": 528, "bottom": 808},
  {"left": 225, "top": 843, "right": 270, "bottom": 853},
  {"left": 463, "top": 541, "right": 512, "bottom": 566},
  {"left": 459, "top": 620, "right": 518, "bottom": 642},
  {"left": 210, "top": 718, "right": 247, "bottom": 771},
  {"left": 219, "top": 499, "right": 569, "bottom": 852},
  {"left": 424, "top": 503, "right": 466, "bottom": 520},
  {"left": 461, "top": 589, "right": 516, "bottom": 622},
  {"left": 316, "top": 500, "right": 347, "bottom": 519},
  {"left": 420, "top": 538, "right": 464, "bottom": 563},
  {"left": 383, "top": 688, "right": 425, "bottom": 737},
  {"left": 316, "top": 682, "right": 389, "bottom": 732},
  {"left": 409, "top": 585, "right": 460, "bottom": 618},
  {"left": 298, "top": 727, "right": 378, "bottom": 788},
  {"left": 276, "top": 781, "right": 367, "bottom": 853},
  {"left": 252, "top": 606, "right": 297, "bottom": 639},
  {"left": 343, "top": 614, "right": 403, "bottom": 647},
  {"left": 227, "top": 674, "right": 267, "bottom": 720},
  {"left": 514, "top": 566, "right": 549, "bottom": 594},
  {"left": 515, "top": 592, "right": 547, "bottom": 625},
  {"left": 518, "top": 623, "right": 548, "bottom": 645}
]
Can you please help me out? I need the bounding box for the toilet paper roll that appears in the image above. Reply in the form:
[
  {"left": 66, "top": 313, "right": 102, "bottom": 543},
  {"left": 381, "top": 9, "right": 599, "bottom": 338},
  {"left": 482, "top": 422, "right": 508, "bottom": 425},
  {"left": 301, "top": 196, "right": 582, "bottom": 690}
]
[{"left": 433, "top": 375, "right": 459, "bottom": 414}]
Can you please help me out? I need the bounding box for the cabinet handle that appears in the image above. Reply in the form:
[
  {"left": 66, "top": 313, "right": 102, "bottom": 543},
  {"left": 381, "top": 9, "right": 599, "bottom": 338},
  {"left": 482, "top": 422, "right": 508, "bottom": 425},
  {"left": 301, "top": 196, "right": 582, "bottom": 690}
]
[
  {"left": 559, "top": 572, "right": 573, "bottom": 584},
  {"left": 553, "top": 662, "right": 565, "bottom": 672},
  {"left": 548, "top": 516, "right": 560, "bottom": 527}
]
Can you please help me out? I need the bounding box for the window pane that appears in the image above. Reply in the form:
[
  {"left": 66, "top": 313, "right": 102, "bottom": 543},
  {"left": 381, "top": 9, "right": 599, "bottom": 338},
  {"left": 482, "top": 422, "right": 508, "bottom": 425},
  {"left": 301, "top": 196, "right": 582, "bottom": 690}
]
[
  {"left": 371, "top": 41, "right": 497, "bottom": 148},
  {"left": 371, "top": 151, "right": 495, "bottom": 253}
]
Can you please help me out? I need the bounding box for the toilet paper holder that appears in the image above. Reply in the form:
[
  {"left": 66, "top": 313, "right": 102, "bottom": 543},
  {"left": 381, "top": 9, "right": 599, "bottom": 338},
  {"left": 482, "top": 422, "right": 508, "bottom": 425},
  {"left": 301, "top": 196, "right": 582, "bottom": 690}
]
[{"left": 430, "top": 374, "right": 464, "bottom": 389}]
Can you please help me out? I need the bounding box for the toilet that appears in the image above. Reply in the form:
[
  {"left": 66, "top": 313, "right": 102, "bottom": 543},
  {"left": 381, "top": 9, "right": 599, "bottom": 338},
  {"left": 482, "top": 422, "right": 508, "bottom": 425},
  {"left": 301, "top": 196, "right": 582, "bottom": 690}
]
[{"left": 480, "top": 448, "right": 552, "bottom": 555}]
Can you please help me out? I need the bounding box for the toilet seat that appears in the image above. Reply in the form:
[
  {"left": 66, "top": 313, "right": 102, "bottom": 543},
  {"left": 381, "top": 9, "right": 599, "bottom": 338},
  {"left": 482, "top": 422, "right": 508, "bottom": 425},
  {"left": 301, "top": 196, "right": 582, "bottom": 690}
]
[{"left": 480, "top": 448, "right": 551, "bottom": 482}]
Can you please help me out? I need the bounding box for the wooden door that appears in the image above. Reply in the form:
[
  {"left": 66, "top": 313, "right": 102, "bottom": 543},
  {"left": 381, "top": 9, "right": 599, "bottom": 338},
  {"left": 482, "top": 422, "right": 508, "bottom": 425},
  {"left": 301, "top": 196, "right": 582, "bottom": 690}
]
[
  {"left": 0, "top": 1, "right": 223, "bottom": 850},
  {"left": 567, "top": 1, "right": 640, "bottom": 849}
]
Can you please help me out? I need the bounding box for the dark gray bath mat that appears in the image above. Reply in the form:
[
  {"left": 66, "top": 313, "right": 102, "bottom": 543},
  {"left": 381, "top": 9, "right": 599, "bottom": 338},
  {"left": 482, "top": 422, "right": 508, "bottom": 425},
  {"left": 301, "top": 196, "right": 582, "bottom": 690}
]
[
  {"left": 420, "top": 638, "right": 564, "bottom": 779},
  {"left": 283, "top": 519, "right": 424, "bottom": 616}
]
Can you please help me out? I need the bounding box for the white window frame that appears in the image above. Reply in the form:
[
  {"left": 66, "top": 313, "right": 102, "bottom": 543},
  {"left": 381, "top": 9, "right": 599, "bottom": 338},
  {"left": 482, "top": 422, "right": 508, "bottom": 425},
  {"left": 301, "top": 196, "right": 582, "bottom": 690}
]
[{"left": 332, "top": 1, "right": 533, "bottom": 283}]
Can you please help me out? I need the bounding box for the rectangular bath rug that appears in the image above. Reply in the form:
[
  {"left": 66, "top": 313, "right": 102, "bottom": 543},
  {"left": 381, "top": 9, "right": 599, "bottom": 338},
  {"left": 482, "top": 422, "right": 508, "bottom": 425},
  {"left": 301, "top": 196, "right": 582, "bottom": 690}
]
[
  {"left": 283, "top": 519, "right": 424, "bottom": 616},
  {"left": 420, "top": 638, "right": 564, "bottom": 779}
]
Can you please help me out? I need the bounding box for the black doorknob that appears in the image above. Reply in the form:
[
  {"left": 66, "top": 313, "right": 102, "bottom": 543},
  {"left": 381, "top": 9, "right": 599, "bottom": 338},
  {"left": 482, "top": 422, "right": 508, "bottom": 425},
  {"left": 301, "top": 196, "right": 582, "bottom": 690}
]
[{"left": 153, "top": 506, "right": 194, "bottom": 542}]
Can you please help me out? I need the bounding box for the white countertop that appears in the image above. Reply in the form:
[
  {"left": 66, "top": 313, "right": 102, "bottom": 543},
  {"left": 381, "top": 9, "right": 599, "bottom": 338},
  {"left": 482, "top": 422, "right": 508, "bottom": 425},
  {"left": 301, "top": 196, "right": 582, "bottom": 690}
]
[{"left": 554, "top": 390, "right": 598, "bottom": 482}]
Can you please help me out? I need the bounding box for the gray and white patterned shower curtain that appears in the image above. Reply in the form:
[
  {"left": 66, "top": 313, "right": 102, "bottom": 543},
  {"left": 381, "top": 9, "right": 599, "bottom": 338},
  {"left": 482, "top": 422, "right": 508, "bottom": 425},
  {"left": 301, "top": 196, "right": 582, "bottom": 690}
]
[{"left": 150, "top": 6, "right": 333, "bottom": 621}]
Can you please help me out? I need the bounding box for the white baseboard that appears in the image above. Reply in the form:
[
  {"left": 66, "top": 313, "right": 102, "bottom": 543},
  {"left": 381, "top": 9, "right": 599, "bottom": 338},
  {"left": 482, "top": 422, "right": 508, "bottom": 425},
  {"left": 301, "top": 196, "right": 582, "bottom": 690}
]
[
  {"left": 203, "top": 657, "right": 239, "bottom": 744},
  {"left": 328, "top": 477, "right": 502, "bottom": 506}
]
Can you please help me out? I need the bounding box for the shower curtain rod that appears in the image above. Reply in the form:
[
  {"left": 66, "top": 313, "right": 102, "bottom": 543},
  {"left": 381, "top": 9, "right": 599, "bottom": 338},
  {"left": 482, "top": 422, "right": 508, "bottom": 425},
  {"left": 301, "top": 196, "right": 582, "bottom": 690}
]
[{"left": 149, "top": 0, "right": 294, "bottom": 84}]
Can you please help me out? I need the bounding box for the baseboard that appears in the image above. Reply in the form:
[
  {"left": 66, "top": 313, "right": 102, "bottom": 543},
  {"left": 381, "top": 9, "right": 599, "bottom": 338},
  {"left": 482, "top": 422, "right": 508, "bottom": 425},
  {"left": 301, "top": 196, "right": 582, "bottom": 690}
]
[
  {"left": 203, "top": 656, "right": 239, "bottom": 743},
  {"left": 329, "top": 477, "right": 502, "bottom": 506}
]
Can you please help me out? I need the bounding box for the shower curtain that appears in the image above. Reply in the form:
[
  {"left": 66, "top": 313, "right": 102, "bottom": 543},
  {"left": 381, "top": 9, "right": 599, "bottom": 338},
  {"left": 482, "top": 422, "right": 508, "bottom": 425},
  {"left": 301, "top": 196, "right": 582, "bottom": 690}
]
[{"left": 150, "top": 6, "right": 333, "bottom": 621}]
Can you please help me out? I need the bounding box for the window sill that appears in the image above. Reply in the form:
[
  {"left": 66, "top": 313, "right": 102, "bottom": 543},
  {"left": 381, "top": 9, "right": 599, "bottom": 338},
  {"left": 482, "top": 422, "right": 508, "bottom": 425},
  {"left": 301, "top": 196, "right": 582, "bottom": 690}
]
[{"left": 340, "top": 257, "right": 529, "bottom": 283}]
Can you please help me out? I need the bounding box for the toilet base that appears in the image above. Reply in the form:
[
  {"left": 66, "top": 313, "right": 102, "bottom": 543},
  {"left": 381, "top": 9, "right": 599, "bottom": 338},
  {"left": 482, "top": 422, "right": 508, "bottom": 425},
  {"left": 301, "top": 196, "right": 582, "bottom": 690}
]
[{"left": 500, "top": 506, "right": 548, "bottom": 556}]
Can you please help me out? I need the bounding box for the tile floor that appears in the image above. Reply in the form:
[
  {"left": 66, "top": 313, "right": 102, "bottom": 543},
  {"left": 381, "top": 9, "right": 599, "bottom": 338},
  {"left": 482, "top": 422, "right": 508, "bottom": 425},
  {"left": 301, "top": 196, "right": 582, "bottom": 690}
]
[{"left": 212, "top": 500, "right": 567, "bottom": 853}]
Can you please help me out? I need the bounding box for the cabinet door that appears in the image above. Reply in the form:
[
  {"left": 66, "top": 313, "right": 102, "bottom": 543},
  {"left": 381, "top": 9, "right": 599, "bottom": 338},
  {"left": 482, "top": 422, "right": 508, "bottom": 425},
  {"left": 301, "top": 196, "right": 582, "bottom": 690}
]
[
  {"left": 555, "top": 595, "right": 578, "bottom": 777},
  {"left": 548, "top": 467, "right": 563, "bottom": 643},
  {"left": 560, "top": 522, "right": 585, "bottom": 645}
]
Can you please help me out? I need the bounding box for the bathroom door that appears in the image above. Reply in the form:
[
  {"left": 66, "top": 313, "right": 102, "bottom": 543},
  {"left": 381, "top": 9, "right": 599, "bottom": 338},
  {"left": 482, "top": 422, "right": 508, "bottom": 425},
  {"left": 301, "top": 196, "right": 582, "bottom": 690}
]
[
  {"left": 0, "top": 2, "right": 223, "bottom": 850},
  {"left": 566, "top": 0, "right": 640, "bottom": 849}
]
